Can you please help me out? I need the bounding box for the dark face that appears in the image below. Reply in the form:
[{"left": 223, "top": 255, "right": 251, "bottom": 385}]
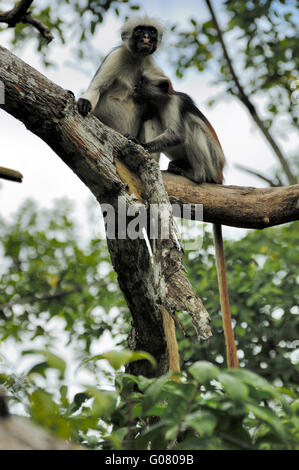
[
  {"left": 129, "top": 25, "right": 158, "bottom": 55},
  {"left": 133, "top": 77, "right": 170, "bottom": 103}
]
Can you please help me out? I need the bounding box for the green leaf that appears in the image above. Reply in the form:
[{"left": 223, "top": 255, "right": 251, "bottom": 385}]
[
  {"left": 85, "top": 349, "right": 156, "bottom": 370},
  {"left": 189, "top": 361, "right": 220, "bottom": 383},
  {"left": 23, "top": 349, "right": 66, "bottom": 378},
  {"left": 84, "top": 386, "right": 117, "bottom": 418},
  {"left": 218, "top": 372, "right": 249, "bottom": 401},
  {"left": 184, "top": 410, "right": 217, "bottom": 437},
  {"left": 245, "top": 402, "right": 288, "bottom": 444},
  {"left": 142, "top": 374, "right": 172, "bottom": 412}
]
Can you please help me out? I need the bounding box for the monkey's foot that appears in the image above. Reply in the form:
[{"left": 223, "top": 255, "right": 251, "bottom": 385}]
[
  {"left": 124, "top": 134, "right": 140, "bottom": 144},
  {"left": 167, "top": 161, "right": 187, "bottom": 177}
]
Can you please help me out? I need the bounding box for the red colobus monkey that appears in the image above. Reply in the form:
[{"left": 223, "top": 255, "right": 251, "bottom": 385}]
[
  {"left": 78, "top": 18, "right": 182, "bottom": 373},
  {"left": 77, "top": 16, "right": 169, "bottom": 140},
  {"left": 130, "top": 76, "right": 239, "bottom": 368}
]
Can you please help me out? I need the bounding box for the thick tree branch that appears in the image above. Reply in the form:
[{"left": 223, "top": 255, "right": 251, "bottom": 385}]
[
  {"left": 115, "top": 160, "right": 299, "bottom": 229},
  {"left": 0, "top": 0, "right": 33, "bottom": 25},
  {"left": 204, "top": 0, "right": 297, "bottom": 185},
  {"left": 163, "top": 174, "right": 299, "bottom": 229},
  {"left": 0, "top": 0, "right": 53, "bottom": 43}
]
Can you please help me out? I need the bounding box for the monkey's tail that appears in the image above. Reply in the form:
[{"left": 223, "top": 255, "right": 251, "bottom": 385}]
[{"left": 213, "top": 223, "right": 239, "bottom": 368}]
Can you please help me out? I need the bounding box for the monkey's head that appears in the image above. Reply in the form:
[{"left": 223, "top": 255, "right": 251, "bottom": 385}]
[
  {"left": 121, "top": 16, "right": 167, "bottom": 55},
  {"left": 133, "top": 76, "right": 174, "bottom": 103}
]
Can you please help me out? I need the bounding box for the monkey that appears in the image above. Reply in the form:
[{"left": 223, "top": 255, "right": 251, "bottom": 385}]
[
  {"left": 129, "top": 76, "right": 239, "bottom": 369},
  {"left": 77, "top": 18, "right": 181, "bottom": 375},
  {"left": 77, "top": 16, "right": 169, "bottom": 141}
]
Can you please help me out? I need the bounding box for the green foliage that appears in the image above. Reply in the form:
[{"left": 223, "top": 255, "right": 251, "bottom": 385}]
[
  {"left": 180, "top": 222, "right": 299, "bottom": 391},
  {"left": 2, "top": 355, "right": 298, "bottom": 449},
  {"left": 0, "top": 199, "right": 129, "bottom": 357},
  {"left": 173, "top": 0, "right": 299, "bottom": 182},
  {"left": 175, "top": 1, "right": 299, "bottom": 112},
  {"left": 0, "top": 199, "right": 298, "bottom": 449},
  {"left": 0, "top": 0, "right": 139, "bottom": 67},
  {"left": 86, "top": 349, "right": 157, "bottom": 370}
]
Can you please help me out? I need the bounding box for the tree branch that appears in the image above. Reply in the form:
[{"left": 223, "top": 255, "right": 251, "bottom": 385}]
[
  {"left": 0, "top": 166, "right": 23, "bottom": 182},
  {"left": 0, "top": 45, "right": 213, "bottom": 376},
  {"left": 163, "top": 173, "right": 299, "bottom": 229},
  {"left": 0, "top": 0, "right": 34, "bottom": 25},
  {"left": 204, "top": 0, "right": 297, "bottom": 185},
  {"left": 234, "top": 164, "right": 280, "bottom": 187},
  {"left": 0, "top": 286, "right": 88, "bottom": 310},
  {"left": 115, "top": 160, "right": 299, "bottom": 229},
  {"left": 0, "top": 0, "right": 53, "bottom": 43}
]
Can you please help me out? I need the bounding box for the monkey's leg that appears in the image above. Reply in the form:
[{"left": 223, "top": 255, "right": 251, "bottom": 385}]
[{"left": 167, "top": 160, "right": 189, "bottom": 177}]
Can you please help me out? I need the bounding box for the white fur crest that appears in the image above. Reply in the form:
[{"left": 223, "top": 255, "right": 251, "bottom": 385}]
[{"left": 121, "top": 16, "right": 167, "bottom": 43}]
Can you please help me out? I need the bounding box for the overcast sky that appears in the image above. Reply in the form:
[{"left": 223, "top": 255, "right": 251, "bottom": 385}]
[{"left": 1, "top": 0, "right": 298, "bottom": 241}]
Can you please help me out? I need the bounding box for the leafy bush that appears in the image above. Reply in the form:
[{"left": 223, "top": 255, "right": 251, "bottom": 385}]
[
  {"left": 0, "top": 200, "right": 298, "bottom": 449},
  {"left": 1, "top": 354, "right": 298, "bottom": 450}
]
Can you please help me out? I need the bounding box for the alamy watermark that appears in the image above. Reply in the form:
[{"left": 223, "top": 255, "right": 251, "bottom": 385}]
[{"left": 100, "top": 198, "right": 204, "bottom": 251}]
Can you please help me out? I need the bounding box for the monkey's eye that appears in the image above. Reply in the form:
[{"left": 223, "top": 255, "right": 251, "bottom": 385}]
[
  {"left": 158, "top": 81, "right": 169, "bottom": 92},
  {"left": 134, "top": 26, "right": 143, "bottom": 34},
  {"left": 149, "top": 27, "right": 157, "bottom": 35}
]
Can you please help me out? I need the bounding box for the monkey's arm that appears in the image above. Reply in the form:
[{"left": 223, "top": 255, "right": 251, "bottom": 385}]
[
  {"left": 78, "top": 49, "right": 120, "bottom": 115},
  {"left": 141, "top": 95, "right": 185, "bottom": 152},
  {"left": 142, "top": 127, "right": 184, "bottom": 153}
]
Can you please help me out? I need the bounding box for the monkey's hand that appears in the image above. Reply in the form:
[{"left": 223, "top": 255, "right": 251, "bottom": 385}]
[
  {"left": 124, "top": 134, "right": 140, "bottom": 145},
  {"left": 77, "top": 98, "right": 92, "bottom": 116}
]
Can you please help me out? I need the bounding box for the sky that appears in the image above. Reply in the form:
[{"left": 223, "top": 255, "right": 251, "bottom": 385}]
[{"left": 1, "top": 0, "right": 298, "bottom": 243}]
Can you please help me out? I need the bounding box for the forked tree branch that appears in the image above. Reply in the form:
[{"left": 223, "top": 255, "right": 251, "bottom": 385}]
[
  {"left": 0, "top": 0, "right": 53, "bottom": 43},
  {"left": 0, "top": 45, "right": 298, "bottom": 373},
  {"left": 0, "top": 45, "right": 212, "bottom": 375}
]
